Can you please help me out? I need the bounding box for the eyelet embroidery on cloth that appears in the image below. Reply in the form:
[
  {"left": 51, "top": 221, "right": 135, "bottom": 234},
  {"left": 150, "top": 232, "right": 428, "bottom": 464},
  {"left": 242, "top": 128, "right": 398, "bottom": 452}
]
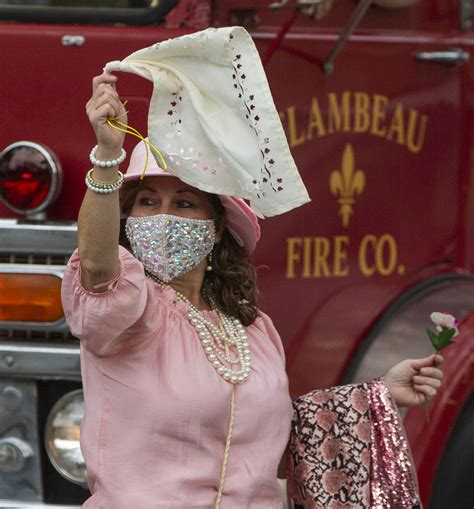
[
  {"left": 163, "top": 65, "right": 229, "bottom": 177},
  {"left": 166, "top": 145, "right": 227, "bottom": 176},
  {"left": 229, "top": 32, "right": 284, "bottom": 199},
  {"left": 164, "top": 141, "right": 228, "bottom": 176},
  {"left": 152, "top": 29, "right": 208, "bottom": 52},
  {"left": 166, "top": 81, "right": 183, "bottom": 133}
]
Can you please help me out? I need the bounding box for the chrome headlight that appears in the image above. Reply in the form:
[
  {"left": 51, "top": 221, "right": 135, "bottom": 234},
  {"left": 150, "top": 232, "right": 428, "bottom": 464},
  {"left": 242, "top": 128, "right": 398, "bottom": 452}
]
[
  {"left": 0, "top": 141, "right": 62, "bottom": 216},
  {"left": 44, "top": 389, "right": 87, "bottom": 486}
]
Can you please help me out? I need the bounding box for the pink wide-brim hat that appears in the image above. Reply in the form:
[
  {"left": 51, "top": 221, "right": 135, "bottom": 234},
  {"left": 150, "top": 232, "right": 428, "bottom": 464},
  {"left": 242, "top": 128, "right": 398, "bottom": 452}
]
[{"left": 123, "top": 140, "right": 261, "bottom": 254}]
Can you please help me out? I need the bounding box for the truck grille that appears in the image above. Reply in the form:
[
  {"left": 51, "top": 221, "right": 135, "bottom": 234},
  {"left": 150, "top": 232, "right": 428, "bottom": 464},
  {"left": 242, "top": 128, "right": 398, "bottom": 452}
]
[
  {"left": 0, "top": 217, "right": 77, "bottom": 339},
  {"left": 0, "top": 254, "right": 71, "bottom": 265},
  {"left": 0, "top": 328, "right": 77, "bottom": 343}
]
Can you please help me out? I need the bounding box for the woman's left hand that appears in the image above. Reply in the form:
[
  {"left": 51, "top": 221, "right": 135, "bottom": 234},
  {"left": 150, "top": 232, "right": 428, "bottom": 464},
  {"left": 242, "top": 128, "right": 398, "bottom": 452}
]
[{"left": 384, "top": 354, "right": 444, "bottom": 407}]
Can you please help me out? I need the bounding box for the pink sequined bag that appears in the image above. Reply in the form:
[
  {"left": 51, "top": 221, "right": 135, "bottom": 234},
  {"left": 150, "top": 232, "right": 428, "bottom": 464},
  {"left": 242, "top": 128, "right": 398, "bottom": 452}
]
[{"left": 288, "top": 378, "right": 421, "bottom": 509}]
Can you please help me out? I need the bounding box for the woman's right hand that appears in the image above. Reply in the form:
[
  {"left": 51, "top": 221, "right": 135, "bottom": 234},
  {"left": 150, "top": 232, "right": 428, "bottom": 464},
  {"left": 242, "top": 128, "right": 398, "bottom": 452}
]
[{"left": 86, "top": 73, "right": 128, "bottom": 158}]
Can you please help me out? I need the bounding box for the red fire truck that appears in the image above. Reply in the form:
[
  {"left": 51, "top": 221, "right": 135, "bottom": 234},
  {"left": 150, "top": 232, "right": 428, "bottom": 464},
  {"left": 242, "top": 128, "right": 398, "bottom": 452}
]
[{"left": 0, "top": 0, "right": 473, "bottom": 507}]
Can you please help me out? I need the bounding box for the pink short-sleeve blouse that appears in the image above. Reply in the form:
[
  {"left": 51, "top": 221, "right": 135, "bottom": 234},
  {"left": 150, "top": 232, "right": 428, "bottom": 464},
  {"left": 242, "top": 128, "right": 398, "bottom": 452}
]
[{"left": 61, "top": 246, "right": 293, "bottom": 508}]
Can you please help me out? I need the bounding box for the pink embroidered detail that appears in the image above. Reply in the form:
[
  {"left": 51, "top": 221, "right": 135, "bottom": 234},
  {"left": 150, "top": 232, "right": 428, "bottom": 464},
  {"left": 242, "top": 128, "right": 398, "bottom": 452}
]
[{"left": 164, "top": 140, "right": 226, "bottom": 177}]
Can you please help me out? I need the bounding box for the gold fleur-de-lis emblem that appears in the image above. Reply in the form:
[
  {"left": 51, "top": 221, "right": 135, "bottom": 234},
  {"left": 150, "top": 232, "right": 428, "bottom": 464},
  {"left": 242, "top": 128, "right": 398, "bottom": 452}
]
[{"left": 329, "top": 144, "right": 365, "bottom": 227}]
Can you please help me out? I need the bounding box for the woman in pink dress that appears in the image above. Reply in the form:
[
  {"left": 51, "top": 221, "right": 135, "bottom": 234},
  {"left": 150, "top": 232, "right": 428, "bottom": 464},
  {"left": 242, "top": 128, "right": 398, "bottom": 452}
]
[{"left": 61, "top": 72, "right": 444, "bottom": 509}]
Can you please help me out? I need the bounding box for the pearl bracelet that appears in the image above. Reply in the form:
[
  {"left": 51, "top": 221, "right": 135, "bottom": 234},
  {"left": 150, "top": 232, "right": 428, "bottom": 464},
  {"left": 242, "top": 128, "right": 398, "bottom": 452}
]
[
  {"left": 85, "top": 169, "right": 124, "bottom": 194},
  {"left": 89, "top": 145, "right": 126, "bottom": 168}
]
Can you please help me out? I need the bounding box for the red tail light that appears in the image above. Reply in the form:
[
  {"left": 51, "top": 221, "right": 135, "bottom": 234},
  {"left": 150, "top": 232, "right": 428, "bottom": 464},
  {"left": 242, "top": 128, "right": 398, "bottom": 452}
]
[{"left": 0, "top": 141, "right": 62, "bottom": 215}]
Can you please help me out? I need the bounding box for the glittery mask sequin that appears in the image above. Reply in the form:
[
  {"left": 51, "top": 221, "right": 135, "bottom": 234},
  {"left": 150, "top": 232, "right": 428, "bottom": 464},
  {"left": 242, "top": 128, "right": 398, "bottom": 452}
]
[{"left": 126, "top": 214, "right": 216, "bottom": 282}]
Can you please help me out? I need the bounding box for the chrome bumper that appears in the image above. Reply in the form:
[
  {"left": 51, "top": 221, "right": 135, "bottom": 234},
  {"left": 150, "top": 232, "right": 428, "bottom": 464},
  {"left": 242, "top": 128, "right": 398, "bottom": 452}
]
[{"left": 0, "top": 500, "right": 79, "bottom": 508}]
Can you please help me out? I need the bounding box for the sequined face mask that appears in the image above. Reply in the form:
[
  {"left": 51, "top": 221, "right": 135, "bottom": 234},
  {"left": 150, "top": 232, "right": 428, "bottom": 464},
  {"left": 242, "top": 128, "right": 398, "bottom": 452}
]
[{"left": 125, "top": 214, "right": 216, "bottom": 282}]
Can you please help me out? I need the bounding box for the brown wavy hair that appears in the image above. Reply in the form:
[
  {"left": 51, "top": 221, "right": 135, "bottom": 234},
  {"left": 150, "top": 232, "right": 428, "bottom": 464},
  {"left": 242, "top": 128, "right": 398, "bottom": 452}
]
[{"left": 119, "top": 179, "right": 259, "bottom": 326}]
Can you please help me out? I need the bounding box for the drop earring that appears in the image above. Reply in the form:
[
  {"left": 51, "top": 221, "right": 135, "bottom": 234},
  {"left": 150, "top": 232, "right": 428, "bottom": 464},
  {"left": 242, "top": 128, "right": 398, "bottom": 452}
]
[{"left": 206, "top": 250, "right": 213, "bottom": 272}]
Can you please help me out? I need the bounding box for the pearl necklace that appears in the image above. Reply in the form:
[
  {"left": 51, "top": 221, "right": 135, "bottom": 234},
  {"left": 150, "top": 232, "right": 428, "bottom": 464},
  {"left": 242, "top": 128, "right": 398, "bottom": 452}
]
[{"left": 146, "top": 272, "right": 252, "bottom": 384}]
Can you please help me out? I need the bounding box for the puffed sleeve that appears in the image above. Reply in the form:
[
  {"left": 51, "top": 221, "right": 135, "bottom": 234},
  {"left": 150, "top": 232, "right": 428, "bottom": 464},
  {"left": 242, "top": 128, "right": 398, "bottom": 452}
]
[
  {"left": 254, "top": 311, "right": 287, "bottom": 365},
  {"left": 61, "top": 245, "right": 154, "bottom": 357}
]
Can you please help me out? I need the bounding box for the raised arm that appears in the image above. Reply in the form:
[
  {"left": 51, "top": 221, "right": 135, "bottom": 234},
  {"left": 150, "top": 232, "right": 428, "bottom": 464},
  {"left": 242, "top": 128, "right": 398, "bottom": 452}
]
[{"left": 78, "top": 73, "right": 127, "bottom": 292}]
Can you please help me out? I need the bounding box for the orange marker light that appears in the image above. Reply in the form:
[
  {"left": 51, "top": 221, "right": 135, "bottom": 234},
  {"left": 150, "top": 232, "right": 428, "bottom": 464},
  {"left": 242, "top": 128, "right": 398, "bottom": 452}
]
[{"left": 0, "top": 273, "right": 63, "bottom": 323}]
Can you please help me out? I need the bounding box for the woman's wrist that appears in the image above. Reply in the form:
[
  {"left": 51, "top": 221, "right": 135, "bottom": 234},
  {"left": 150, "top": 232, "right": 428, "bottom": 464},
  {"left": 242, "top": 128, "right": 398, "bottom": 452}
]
[
  {"left": 95, "top": 144, "right": 124, "bottom": 162},
  {"left": 88, "top": 144, "right": 125, "bottom": 184},
  {"left": 91, "top": 144, "right": 126, "bottom": 171},
  {"left": 382, "top": 375, "right": 400, "bottom": 407}
]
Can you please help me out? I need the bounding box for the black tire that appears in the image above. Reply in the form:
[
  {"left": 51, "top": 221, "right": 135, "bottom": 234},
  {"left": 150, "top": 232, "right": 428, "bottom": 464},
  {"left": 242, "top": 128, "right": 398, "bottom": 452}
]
[{"left": 429, "top": 392, "right": 474, "bottom": 509}]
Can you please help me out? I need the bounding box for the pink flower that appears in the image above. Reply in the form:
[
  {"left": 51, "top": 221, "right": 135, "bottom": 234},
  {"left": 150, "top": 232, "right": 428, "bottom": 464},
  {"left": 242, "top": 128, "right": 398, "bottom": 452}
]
[{"left": 430, "top": 312, "right": 459, "bottom": 337}]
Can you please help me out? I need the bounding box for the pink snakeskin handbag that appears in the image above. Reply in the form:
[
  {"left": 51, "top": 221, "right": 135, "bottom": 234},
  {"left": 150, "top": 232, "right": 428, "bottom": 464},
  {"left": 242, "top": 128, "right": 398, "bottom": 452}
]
[{"left": 288, "top": 378, "right": 421, "bottom": 509}]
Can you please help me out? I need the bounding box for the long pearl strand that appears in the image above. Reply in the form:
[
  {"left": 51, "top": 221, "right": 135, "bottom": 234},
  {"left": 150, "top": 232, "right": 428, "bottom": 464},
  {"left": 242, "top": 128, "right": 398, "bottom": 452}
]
[{"left": 146, "top": 272, "right": 252, "bottom": 384}]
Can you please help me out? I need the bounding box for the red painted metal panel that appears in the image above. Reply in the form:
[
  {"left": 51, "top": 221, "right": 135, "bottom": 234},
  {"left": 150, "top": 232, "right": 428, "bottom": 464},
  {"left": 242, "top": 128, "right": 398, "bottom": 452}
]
[{"left": 250, "top": 28, "right": 471, "bottom": 395}]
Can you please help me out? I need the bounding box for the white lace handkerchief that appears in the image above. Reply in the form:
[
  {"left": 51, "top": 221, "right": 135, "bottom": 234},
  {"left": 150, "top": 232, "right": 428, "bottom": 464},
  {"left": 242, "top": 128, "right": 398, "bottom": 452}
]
[{"left": 105, "top": 26, "right": 310, "bottom": 217}]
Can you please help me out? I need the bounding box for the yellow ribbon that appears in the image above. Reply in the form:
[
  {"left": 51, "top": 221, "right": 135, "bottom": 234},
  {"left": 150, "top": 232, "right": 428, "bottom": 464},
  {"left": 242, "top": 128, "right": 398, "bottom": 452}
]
[{"left": 106, "top": 103, "right": 167, "bottom": 180}]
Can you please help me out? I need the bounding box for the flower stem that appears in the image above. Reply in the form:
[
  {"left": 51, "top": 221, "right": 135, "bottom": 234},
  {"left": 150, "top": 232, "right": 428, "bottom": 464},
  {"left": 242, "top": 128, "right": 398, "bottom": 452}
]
[
  {"left": 424, "top": 400, "right": 430, "bottom": 423},
  {"left": 423, "top": 350, "right": 438, "bottom": 423}
]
